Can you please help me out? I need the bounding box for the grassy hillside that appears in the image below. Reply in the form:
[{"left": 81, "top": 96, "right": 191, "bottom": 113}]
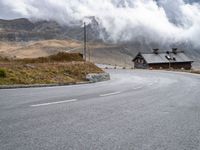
[
  {"left": 0, "top": 52, "right": 103, "bottom": 85},
  {"left": 0, "top": 39, "right": 83, "bottom": 58}
]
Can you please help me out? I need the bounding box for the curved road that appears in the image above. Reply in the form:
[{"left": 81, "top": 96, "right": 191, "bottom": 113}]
[{"left": 0, "top": 69, "right": 200, "bottom": 150}]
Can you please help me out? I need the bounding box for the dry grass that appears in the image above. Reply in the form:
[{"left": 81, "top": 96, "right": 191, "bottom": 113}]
[
  {"left": 0, "top": 39, "right": 114, "bottom": 59},
  {"left": 17, "top": 52, "right": 84, "bottom": 63},
  {"left": 0, "top": 62, "right": 103, "bottom": 85},
  {"left": 190, "top": 69, "right": 200, "bottom": 74},
  {"left": 0, "top": 52, "right": 103, "bottom": 85},
  {"left": 0, "top": 39, "right": 83, "bottom": 58},
  {"left": 0, "top": 52, "right": 84, "bottom": 63},
  {"left": 0, "top": 39, "right": 134, "bottom": 67}
]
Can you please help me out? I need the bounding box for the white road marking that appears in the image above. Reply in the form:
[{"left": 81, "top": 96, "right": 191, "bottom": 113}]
[
  {"left": 30, "top": 99, "right": 77, "bottom": 107},
  {"left": 100, "top": 91, "right": 121, "bottom": 97},
  {"left": 133, "top": 86, "right": 143, "bottom": 90}
]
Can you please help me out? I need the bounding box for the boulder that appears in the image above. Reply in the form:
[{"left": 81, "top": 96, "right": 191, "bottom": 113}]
[{"left": 86, "top": 73, "right": 110, "bottom": 82}]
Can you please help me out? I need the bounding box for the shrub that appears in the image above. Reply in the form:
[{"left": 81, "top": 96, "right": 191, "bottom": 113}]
[{"left": 0, "top": 68, "right": 6, "bottom": 78}]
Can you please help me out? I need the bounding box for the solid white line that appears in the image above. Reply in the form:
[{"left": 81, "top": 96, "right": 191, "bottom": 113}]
[
  {"left": 30, "top": 99, "right": 77, "bottom": 107},
  {"left": 100, "top": 91, "right": 121, "bottom": 97}
]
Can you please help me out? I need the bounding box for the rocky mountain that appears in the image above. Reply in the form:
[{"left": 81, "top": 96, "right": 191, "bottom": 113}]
[
  {"left": 0, "top": 18, "right": 102, "bottom": 42},
  {"left": 0, "top": 18, "right": 34, "bottom": 31}
]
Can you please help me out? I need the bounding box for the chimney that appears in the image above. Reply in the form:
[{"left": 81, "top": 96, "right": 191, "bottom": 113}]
[
  {"left": 172, "top": 48, "right": 178, "bottom": 54},
  {"left": 153, "top": 48, "right": 159, "bottom": 54}
]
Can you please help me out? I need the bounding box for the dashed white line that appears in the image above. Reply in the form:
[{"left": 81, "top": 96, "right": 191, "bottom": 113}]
[
  {"left": 149, "top": 83, "right": 154, "bottom": 86},
  {"left": 100, "top": 91, "right": 121, "bottom": 97},
  {"left": 133, "top": 86, "right": 143, "bottom": 90},
  {"left": 30, "top": 99, "right": 77, "bottom": 107}
]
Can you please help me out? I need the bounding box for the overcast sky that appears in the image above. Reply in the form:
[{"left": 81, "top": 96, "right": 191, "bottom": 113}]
[
  {"left": 0, "top": 0, "right": 200, "bottom": 48},
  {"left": 0, "top": 0, "right": 198, "bottom": 19}
]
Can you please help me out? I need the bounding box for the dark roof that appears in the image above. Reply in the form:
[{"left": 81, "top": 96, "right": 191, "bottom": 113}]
[{"left": 133, "top": 51, "right": 194, "bottom": 64}]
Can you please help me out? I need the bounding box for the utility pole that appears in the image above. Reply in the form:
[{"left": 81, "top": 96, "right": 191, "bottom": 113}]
[
  {"left": 83, "top": 22, "right": 87, "bottom": 61},
  {"left": 88, "top": 45, "right": 90, "bottom": 62}
]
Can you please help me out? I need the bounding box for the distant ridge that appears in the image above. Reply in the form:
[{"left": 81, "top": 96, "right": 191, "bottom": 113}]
[
  {"left": 0, "top": 18, "right": 102, "bottom": 42},
  {"left": 0, "top": 18, "right": 34, "bottom": 31}
]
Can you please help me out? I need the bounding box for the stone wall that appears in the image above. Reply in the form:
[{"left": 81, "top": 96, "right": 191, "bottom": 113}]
[{"left": 86, "top": 73, "right": 110, "bottom": 83}]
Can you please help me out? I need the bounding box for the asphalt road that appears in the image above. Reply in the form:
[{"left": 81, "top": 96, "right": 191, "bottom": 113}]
[{"left": 0, "top": 69, "right": 200, "bottom": 150}]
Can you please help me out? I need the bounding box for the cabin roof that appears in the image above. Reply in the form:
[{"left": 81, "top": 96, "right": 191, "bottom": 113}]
[{"left": 133, "top": 51, "right": 193, "bottom": 64}]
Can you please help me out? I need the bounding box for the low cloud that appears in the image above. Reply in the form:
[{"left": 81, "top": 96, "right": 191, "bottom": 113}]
[{"left": 0, "top": 0, "right": 200, "bottom": 48}]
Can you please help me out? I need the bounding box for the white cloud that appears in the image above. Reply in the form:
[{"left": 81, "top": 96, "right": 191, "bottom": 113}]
[{"left": 0, "top": 0, "right": 200, "bottom": 48}]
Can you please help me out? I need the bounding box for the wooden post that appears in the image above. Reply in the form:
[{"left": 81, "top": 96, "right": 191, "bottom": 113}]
[{"left": 84, "top": 22, "right": 87, "bottom": 61}]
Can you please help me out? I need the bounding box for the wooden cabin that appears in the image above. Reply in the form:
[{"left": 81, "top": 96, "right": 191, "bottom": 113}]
[{"left": 133, "top": 48, "right": 193, "bottom": 70}]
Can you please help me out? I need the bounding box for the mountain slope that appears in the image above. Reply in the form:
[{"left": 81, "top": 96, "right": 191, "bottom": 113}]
[
  {"left": 0, "top": 18, "right": 34, "bottom": 31},
  {"left": 0, "top": 18, "right": 199, "bottom": 68},
  {"left": 0, "top": 18, "right": 102, "bottom": 42}
]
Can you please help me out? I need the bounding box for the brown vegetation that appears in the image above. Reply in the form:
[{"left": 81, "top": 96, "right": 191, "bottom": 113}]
[
  {"left": 0, "top": 39, "right": 114, "bottom": 58},
  {"left": 191, "top": 70, "right": 200, "bottom": 74},
  {"left": 0, "top": 52, "right": 103, "bottom": 85},
  {"left": 0, "top": 40, "right": 83, "bottom": 58},
  {"left": 0, "top": 39, "right": 134, "bottom": 67},
  {"left": 17, "top": 52, "right": 84, "bottom": 63}
]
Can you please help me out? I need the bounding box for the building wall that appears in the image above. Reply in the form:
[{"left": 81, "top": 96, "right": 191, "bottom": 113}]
[
  {"left": 134, "top": 58, "right": 149, "bottom": 69},
  {"left": 134, "top": 59, "right": 192, "bottom": 70},
  {"left": 134, "top": 56, "right": 192, "bottom": 70},
  {"left": 149, "top": 62, "right": 192, "bottom": 70}
]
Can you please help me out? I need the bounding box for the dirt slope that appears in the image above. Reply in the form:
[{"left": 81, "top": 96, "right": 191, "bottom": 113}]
[{"left": 0, "top": 39, "right": 134, "bottom": 67}]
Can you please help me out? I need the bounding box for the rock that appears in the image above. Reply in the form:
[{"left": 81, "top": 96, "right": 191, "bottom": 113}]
[
  {"left": 86, "top": 73, "right": 110, "bottom": 82},
  {"left": 24, "top": 64, "right": 36, "bottom": 69}
]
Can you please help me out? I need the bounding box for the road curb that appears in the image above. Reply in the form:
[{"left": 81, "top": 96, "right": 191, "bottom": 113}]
[
  {"left": 0, "top": 82, "right": 93, "bottom": 90},
  {"left": 0, "top": 73, "right": 111, "bottom": 89}
]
